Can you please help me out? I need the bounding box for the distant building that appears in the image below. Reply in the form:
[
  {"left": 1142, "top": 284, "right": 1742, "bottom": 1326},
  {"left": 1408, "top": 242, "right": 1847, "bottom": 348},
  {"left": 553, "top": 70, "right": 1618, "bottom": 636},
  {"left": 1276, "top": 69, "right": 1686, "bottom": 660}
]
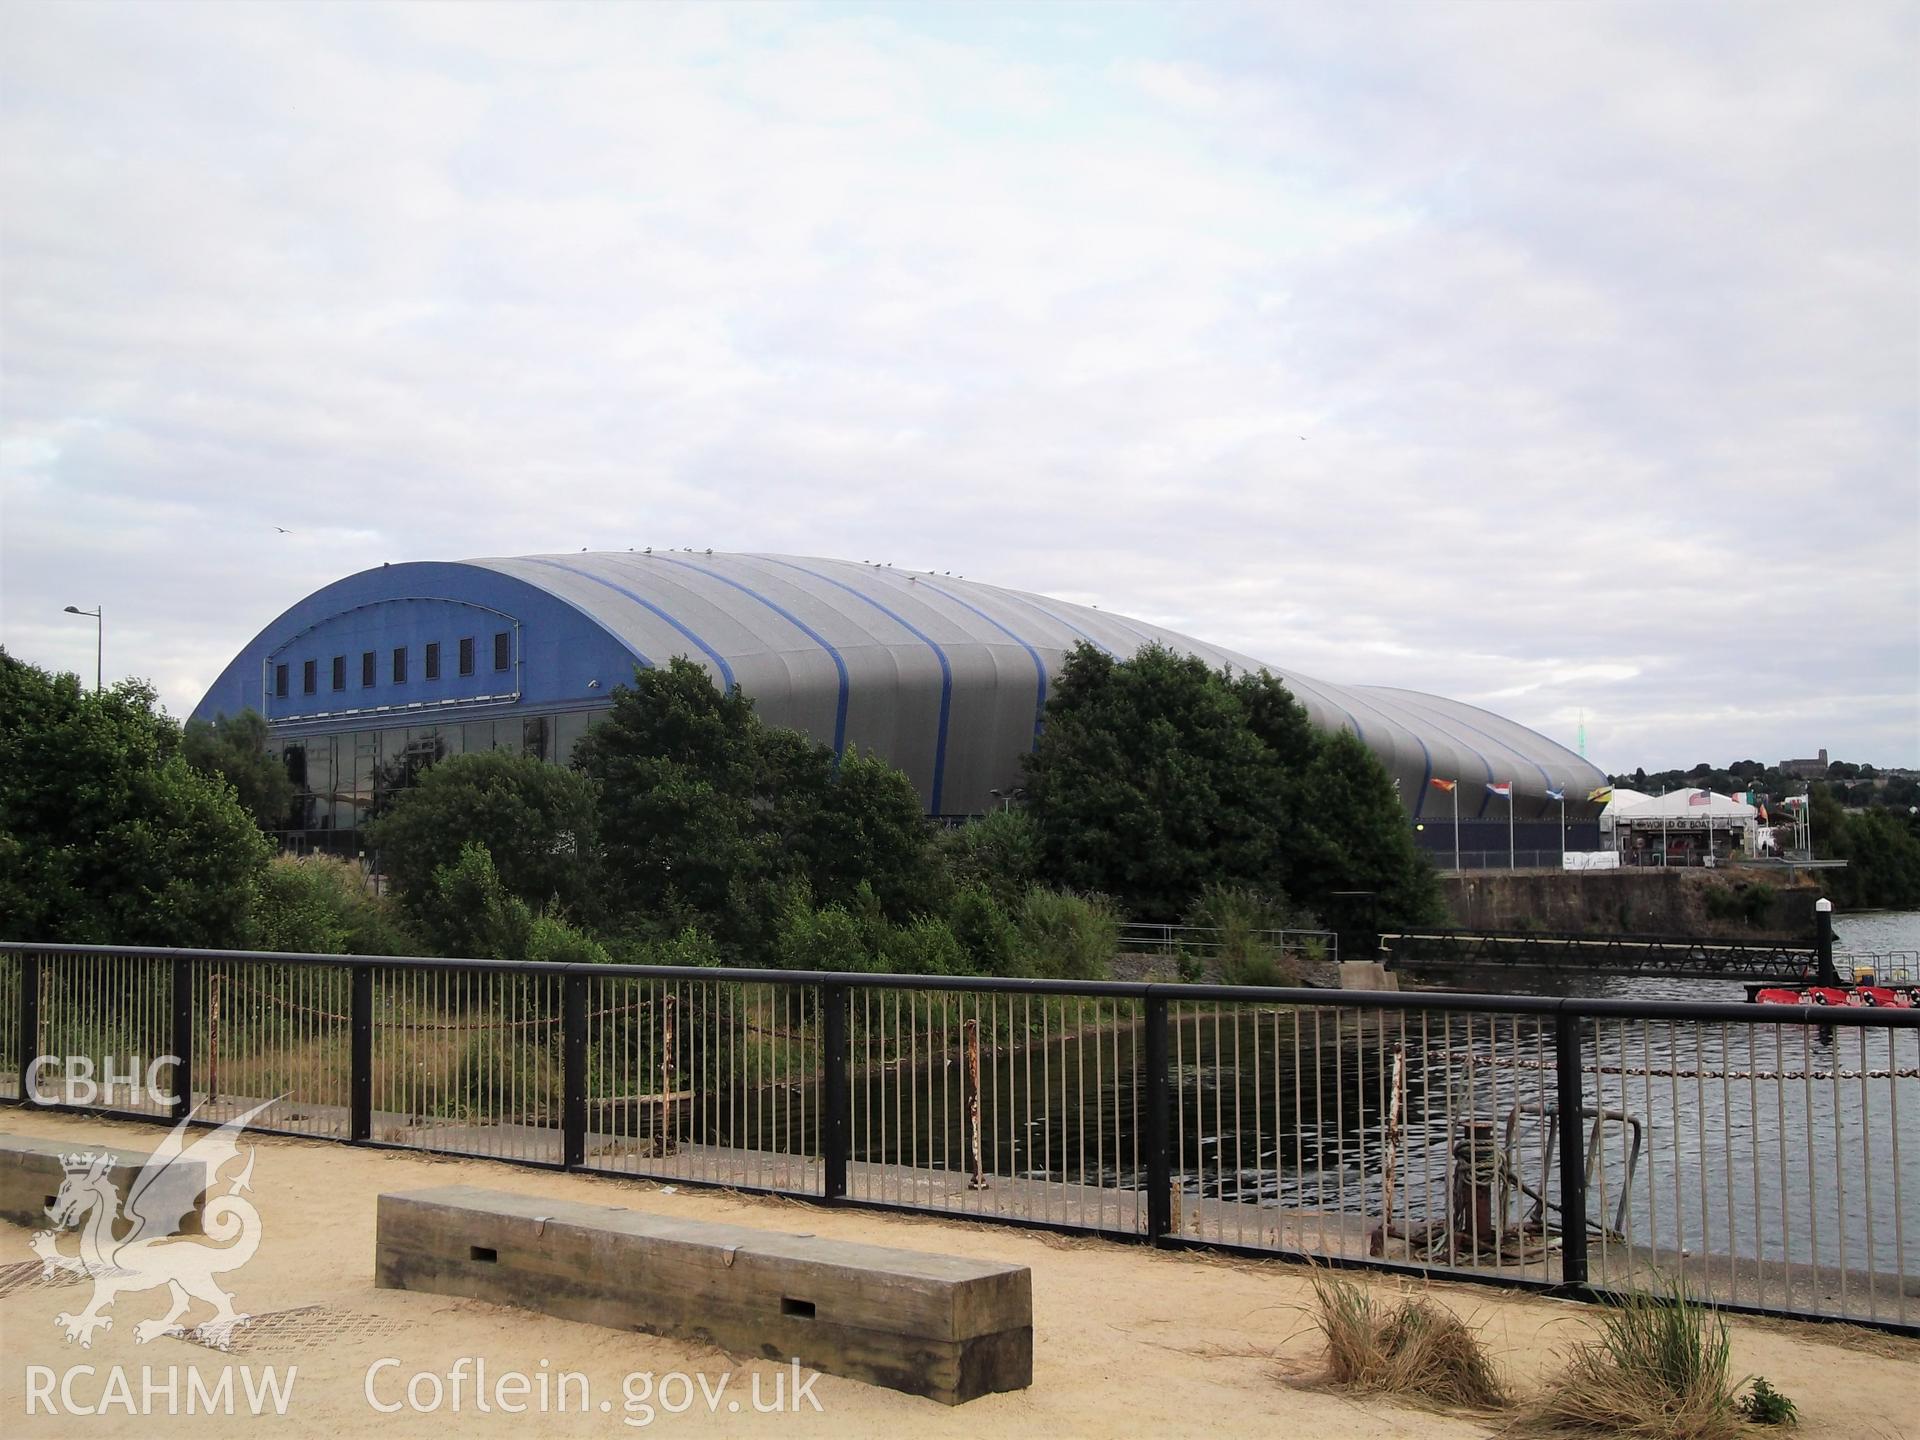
[
  {"left": 1778, "top": 748, "right": 1829, "bottom": 779},
  {"left": 194, "top": 551, "right": 1607, "bottom": 861}
]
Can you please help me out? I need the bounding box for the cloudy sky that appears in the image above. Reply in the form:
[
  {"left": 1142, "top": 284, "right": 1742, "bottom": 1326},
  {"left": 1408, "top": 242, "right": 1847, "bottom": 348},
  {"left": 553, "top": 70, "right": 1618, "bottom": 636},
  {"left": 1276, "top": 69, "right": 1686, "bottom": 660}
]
[{"left": 3, "top": 1, "right": 1915, "bottom": 771}]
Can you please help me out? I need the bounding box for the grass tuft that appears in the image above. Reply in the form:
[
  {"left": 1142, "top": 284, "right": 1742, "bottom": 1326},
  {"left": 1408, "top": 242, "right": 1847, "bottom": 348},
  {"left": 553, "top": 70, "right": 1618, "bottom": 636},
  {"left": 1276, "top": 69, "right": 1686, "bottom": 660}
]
[
  {"left": 1307, "top": 1271, "right": 1509, "bottom": 1411},
  {"left": 1513, "top": 1283, "right": 1745, "bottom": 1440}
]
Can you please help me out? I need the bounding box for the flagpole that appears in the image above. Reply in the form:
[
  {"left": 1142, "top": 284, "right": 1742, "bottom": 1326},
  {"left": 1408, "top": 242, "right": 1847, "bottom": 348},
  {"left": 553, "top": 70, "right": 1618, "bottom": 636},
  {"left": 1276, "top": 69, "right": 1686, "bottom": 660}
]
[
  {"left": 1559, "top": 791, "right": 1566, "bottom": 868},
  {"left": 1508, "top": 788, "right": 1515, "bottom": 870},
  {"left": 1453, "top": 784, "right": 1460, "bottom": 873},
  {"left": 1661, "top": 786, "right": 1668, "bottom": 866}
]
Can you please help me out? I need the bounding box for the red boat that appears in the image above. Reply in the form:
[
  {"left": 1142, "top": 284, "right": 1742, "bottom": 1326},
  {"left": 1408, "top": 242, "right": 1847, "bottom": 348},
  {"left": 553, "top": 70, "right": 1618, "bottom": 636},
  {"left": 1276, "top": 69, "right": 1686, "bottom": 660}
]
[{"left": 1748, "top": 982, "right": 1919, "bottom": 1008}]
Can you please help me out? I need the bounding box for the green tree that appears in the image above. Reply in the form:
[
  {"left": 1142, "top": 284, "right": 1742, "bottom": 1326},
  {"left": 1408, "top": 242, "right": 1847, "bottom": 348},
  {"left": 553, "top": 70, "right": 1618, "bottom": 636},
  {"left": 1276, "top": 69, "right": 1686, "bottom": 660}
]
[
  {"left": 938, "top": 809, "right": 1042, "bottom": 910},
  {"left": 417, "top": 840, "right": 609, "bottom": 964},
  {"left": 249, "top": 853, "right": 418, "bottom": 955},
  {"left": 0, "top": 651, "right": 268, "bottom": 946},
  {"left": 367, "top": 749, "right": 598, "bottom": 928},
  {"left": 1021, "top": 644, "right": 1290, "bottom": 919},
  {"left": 1020, "top": 643, "right": 1438, "bottom": 930},
  {"left": 577, "top": 660, "right": 945, "bottom": 948},
  {"left": 182, "top": 708, "right": 296, "bottom": 832}
]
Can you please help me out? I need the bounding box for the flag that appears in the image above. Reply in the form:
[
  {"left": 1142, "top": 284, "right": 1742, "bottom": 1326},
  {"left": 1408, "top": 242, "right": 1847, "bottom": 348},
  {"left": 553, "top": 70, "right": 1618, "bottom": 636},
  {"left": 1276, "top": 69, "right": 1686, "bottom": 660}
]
[
  {"left": 1688, "top": 789, "right": 1711, "bottom": 806},
  {"left": 1783, "top": 795, "right": 1807, "bottom": 809},
  {"left": 1545, "top": 787, "right": 1565, "bottom": 801},
  {"left": 1587, "top": 785, "right": 1613, "bottom": 803},
  {"left": 1486, "top": 781, "right": 1512, "bottom": 797},
  {"left": 1429, "top": 778, "right": 1456, "bottom": 792},
  {"left": 1758, "top": 804, "right": 1769, "bottom": 823}
]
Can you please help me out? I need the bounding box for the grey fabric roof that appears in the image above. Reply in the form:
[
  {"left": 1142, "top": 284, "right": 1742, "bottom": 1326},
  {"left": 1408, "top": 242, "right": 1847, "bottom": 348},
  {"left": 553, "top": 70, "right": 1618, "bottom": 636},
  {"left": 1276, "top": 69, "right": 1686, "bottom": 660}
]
[{"left": 472, "top": 551, "right": 1606, "bottom": 821}]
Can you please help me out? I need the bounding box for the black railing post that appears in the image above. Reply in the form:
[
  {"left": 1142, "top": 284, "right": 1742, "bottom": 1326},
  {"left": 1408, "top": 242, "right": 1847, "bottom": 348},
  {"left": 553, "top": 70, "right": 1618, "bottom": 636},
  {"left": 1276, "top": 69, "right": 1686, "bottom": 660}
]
[
  {"left": 170, "top": 955, "right": 194, "bottom": 1121},
  {"left": 1145, "top": 991, "right": 1172, "bottom": 1242},
  {"left": 17, "top": 949, "right": 40, "bottom": 1105},
  {"left": 821, "top": 981, "right": 849, "bottom": 1201},
  {"left": 562, "top": 971, "right": 587, "bottom": 1169},
  {"left": 350, "top": 964, "right": 373, "bottom": 1142},
  {"left": 1553, "top": 1007, "right": 1590, "bottom": 1288}
]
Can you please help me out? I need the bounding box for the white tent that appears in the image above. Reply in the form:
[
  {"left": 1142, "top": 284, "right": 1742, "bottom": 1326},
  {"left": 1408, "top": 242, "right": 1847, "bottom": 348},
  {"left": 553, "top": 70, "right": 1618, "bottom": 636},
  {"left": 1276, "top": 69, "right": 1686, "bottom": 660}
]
[{"left": 1610, "top": 788, "right": 1760, "bottom": 863}]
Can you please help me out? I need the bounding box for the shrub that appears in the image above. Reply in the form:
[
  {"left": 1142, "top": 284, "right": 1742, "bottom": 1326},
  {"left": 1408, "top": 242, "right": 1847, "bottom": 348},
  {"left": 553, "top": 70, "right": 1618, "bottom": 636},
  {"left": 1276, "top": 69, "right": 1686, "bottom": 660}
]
[
  {"left": 1736, "top": 1377, "right": 1797, "bottom": 1427},
  {"left": 880, "top": 914, "right": 971, "bottom": 977},
  {"left": 773, "top": 893, "right": 878, "bottom": 973},
  {"left": 1307, "top": 1271, "right": 1508, "bottom": 1410},
  {"left": 1514, "top": 1284, "right": 1742, "bottom": 1439},
  {"left": 1016, "top": 887, "right": 1119, "bottom": 982},
  {"left": 249, "top": 854, "right": 418, "bottom": 956},
  {"left": 946, "top": 884, "right": 1024, "bottom": 976},
  {"left": 1185, "top": 882, "right": 1317, "bottom": 984},
  {"left": 938, "top": 809, "right": 1042, "bottom": 910}
]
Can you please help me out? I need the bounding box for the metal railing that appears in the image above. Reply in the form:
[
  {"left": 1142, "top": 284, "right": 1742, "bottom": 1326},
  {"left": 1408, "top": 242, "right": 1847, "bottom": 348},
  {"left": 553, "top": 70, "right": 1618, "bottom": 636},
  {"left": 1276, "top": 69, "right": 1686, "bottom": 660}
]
[
  {"left": 1116, "top": 923, "right": 1337, "bottom": 963},
  {"left": 1381, "top": 929, "right": 1821, "bottom": 980},
  {"left": 3, "top": 941, "right": 1914, "bottom": 1333}
]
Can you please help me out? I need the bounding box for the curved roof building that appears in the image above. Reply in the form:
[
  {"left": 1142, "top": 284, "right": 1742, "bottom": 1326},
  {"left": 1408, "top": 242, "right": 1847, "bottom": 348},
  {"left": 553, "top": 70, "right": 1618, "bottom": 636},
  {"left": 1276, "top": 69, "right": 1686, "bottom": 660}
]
[{"left": 194, "top": 551, "right": 1605, "bottom": 850}]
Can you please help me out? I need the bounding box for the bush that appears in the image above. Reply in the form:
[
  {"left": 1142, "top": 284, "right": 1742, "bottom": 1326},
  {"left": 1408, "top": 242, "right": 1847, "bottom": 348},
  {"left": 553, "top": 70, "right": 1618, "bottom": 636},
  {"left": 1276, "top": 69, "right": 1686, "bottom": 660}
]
[
  {"left": 1306, "top": 1271, "right": 1508, "bottom": 1410},
  {"left": 1736, "top": 1376, "right": 1797, "bottom": 1427},
  {"left": 368, "top": 749, "right": 598, "bottom": 927},
  {"left": 1015, "top": 887, "right": 1119, "bottom": 982},
  {"left": 249, "top": 854, "right": 418, "bottom": 955},
  {"left": 946, "top": 884, "right": 1025, "bottom": 976},
  {"left": 1515, "top": 1284, "right": 1741, "bottom": 1439},
  {"left": 1184, "top": 882, "right": 1316, "bottom": 985},
  {"left": 938, "top": 809, "right": 1042, "bottom": 910},
  {"left": 880, "top": 914, "right": 971, "bottom": 977},
  {"left": 773, "top": 893, "right": 878, "bottom": 973}
]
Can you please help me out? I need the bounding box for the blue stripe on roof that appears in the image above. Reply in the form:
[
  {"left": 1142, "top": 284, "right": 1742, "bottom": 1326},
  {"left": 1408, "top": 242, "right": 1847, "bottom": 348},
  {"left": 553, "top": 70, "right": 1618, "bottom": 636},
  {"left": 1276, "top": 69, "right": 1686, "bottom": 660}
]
[
  {"left": 652, "top": 554, "right": 850, "bottom": 757},
  {"left": 757, "top": 557, "right": 953, "bottom": 813},
  {"left": 914, "top": 578, "right": 1049, "bottom": 746},
  {"left": 989, "top": 589, "right": 1118, "bottom": 657},
  {"left": 1387, "top": 691, "right": 1550, "bottom": 819},
  {"left": 521, "top": 556, "right": 719, "bottom": 685}
]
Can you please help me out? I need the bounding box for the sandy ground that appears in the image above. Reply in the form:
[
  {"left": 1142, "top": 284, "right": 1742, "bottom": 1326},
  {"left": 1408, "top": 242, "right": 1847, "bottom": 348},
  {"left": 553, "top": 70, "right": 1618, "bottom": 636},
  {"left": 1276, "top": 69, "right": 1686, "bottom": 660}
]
[{"left": 2, "top": 1109, "right": 1914, "bottom": 1439}]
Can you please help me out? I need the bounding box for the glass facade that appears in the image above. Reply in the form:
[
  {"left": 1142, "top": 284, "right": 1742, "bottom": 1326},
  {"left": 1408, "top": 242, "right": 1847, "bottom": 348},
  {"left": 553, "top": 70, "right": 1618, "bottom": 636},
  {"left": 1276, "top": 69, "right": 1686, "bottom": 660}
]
[{"left": 265, "top": 707, "right": 606, "bottom": 854}]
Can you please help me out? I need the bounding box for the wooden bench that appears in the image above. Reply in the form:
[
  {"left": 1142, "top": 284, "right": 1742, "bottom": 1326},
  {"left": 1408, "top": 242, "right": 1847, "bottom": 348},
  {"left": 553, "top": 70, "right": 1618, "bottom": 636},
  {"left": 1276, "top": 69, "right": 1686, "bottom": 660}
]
[
  {"left": 0, "top": 1133, "right": 209, "bottom": 1233},
  {"left": 375, "top": 1185, "right": 1031, "bottom": 1405}
]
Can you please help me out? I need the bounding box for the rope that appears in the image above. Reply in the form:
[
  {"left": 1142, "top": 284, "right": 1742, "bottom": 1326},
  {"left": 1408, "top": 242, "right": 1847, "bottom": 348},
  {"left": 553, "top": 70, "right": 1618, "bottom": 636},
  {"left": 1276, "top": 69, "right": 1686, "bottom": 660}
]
[{"left": 1485, "top": 1053, "right": 1920, "bottom": 1083}]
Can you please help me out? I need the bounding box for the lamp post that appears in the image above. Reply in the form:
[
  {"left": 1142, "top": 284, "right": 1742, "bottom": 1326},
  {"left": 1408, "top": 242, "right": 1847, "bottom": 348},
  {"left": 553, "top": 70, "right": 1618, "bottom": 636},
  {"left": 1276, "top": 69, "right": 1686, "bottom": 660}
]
[{"left": 62, "top": 605, "right": 102, "bottom": 691}]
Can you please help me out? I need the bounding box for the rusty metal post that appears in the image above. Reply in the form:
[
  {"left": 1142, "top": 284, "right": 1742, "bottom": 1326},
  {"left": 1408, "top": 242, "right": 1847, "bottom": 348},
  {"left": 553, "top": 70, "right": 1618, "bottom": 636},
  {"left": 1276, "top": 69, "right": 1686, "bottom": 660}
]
[
  {"left": 963, "top": 1016, "right": 988, "bottom": 1190},
  {"left": 660, "top": 993, "right": 677, "bottom": 1155},
  {"left": 206, "top": 972, "right": 221, "bottom": 1104}
]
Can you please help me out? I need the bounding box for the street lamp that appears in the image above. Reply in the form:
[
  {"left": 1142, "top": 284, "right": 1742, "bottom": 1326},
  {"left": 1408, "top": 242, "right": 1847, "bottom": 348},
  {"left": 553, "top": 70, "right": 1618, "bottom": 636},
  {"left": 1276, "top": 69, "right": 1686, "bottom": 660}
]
[{"left": 62, "top": 605, "right": 102, "bottom": 691}]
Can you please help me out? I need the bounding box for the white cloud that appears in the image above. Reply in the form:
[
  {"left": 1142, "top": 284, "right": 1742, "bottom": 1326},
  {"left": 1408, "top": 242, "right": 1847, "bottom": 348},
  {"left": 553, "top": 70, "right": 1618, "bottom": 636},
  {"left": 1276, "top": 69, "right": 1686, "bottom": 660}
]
[{"left": 1, "top": 0, "right": 1913, "bottom": 770}]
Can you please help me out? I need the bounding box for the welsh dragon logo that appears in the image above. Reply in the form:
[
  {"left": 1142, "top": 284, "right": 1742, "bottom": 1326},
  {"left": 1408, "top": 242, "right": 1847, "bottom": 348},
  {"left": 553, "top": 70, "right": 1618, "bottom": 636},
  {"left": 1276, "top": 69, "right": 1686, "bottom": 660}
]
[{"left": 30, "top": 1097, "right": 281, "bottom": 1349}]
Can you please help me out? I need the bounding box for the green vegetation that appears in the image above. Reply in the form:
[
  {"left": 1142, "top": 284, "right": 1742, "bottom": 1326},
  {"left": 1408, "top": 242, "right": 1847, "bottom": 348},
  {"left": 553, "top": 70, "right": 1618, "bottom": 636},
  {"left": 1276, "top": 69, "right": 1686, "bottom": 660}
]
[
  {"left": 1736, "top": 1376, "right": 1797, "bottom": 1427},
  {"left": 1807, "top": 784, "right": 1920, "bottom": 910},
  {"left": 1515, "top": 1284, "right": 1743, "bottom": 1440},
  {"left": 183, "top": 709, "right": 296, "bottom": 832},
  {"left": 0, "top": 652, "right": 269, "bottom": 947},
  {"left": 4, "top": 643, "right": 1452, "bottom": 978},
  {"left": 249, "top": 853, "right": 418, "bottom": 955},
  {"left": 366, "top": 749, "right": 600, "bottom": 931},
  {"left": 1023, "top": 644, "right": 1442, "bottom": 939}
]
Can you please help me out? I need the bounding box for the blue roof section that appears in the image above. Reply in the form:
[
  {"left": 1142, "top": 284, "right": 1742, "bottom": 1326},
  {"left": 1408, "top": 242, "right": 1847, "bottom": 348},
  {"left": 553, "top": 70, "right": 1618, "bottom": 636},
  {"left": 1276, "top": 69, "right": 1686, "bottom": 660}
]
[{"left": 194, "top": 551, "right": 1608, "bottom": 818}]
